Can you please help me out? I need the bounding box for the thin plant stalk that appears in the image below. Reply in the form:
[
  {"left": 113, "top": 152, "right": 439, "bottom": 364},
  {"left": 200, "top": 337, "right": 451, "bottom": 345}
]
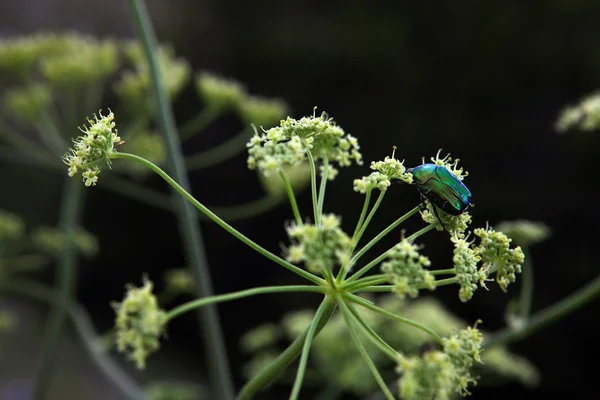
[
  {"left": 126, "top": 1, "right": 234, "bottom": 397},
  {"left": 279, "top": 170, "right": 303, "bottom": 225},
  {"left": 290, "top": 297, "right": 334, "bottom": 400},
  {"left": 33, "top": 178, "right": 84, "bottom": 399},
  {"left": 111, "top": 151, "right": 324, "bottom": 285},
  {"left": 179, "top": 105, "right": 221, "bottom": 141}
]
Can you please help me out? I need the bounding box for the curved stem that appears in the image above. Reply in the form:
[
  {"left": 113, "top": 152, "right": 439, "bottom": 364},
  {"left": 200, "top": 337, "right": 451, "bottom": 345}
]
[
  {"left": 166, "top": 285, "right": 324, "bottom": 322},
  {"left": 34, "top": 178, "right": 84, "bottom": 399},
  {"left": 345, "top": 224, "right": 436, "bottom": 284},
  {"left": 4, "top": 279, "right": 145, "bottom": 400},
  {"left": 484, "top": 274, "right": 600, "bottom": 347},
  {"left": 316, "top": 155, "right": 328, "bottom": 224},
  {"left": 341, "top": 299, "right": 398, "bottom": 361},
  {"left": 430, "top": 268, "right": 455, "bottom": 276},
  {"left": 237, "top": 298, "right": 337, "bottom": 400},
  {"left": 185, "top": 128, "right": 252, "bottom": 170},
  {"left": 179, "top": 105, "right": 222, "bottom": 141},
  {"left": 279, "top": 170, "right": 303, "bottom": 225},
  {"left": 302, "top": 140, "right": 320, "bottom": 226},
  {"left": 345, "top": 293, "right": 443, "bottom": 344},
  {"left": 352, "top": 190, "right": 372, "bottom": 241},
  {"left": 126, "top": 1, "right": 234, "bottom": 397},
  {"left": 354, "top": 285, "right": 394, "bottom": 293},
  {"left": 341, "top": 205, "right": 420, "bottom": 280},
  {"left": 352, "top": 190, "right": 386, "bottom": 247},
  {"left": 111, "top": 151, "right": 324, "bottom": 286},
  {"left": 290, "top": 297, "right": 334, "bottom": 400},
  {"left": 336, "top": 294, "right": 395, "bottom": 400},
  {"left": 434, "top": 277, "right": 458, "bottom": 287}
]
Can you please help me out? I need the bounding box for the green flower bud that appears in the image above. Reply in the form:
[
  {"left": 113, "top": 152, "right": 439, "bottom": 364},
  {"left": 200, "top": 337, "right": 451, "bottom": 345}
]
[
  {"left": 285, "top": 214, "right": 352, "bottom": 274},
  {"left": 237, "top": 95, "right": 288, "bottom": 127},
  {"left": 163, "top": 268, "right": 195, "bottom": 295},
  {"left": 63, "top": 110, "right": 121, "bottom": 186},
  {"left": 451, "top": 235, "right": 486, "bottom": 302},
  {"left": 474, "top": 226, "right": 524, "bottom": 292},
  {"left": 0, "top": 210, "right": 25, "bottom": 241},
  {"left": 247, "top": 110, "right": 362, "bottom": 179},
  {"left": 39, "top": 38, "right": 118, "bottom": 88},
  {"left": 32, "top": 226, "right": 99, "bottom": 258},
  {"left": 555, "top": 92, "right": 600, "bottom": 132},
  {"left": 381, "top": 241, "right": 435, "bottom": 299},
  {"left": 112, "top": 277, "right": 166, "bottom": 369},
  {"left": 240, "top": 323, "right": 281, "bottom": 353},
  {"left": 195, "top": 71, "right": 247, "bottom": 111},
  {"left": 3, "top": 84, "right": 52, "bottom": 123},
  {"left": 115, "top": 43, "right": 190, "bottom": 110},
  {"left": 0, "top": 36, "right": 42, "bottom": 74},
  {"left": 495, "top": 220, "right": 551, "bottom": 248}
]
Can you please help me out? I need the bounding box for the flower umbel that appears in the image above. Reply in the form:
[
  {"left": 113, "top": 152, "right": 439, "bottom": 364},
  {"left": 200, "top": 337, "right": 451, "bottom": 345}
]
[
  {"left": 285, "top": 214, "right": 352, "bottom": 274},
  {"left": 474, "top": 226, "right": 525, "bottom": 292},
  {"left": 112, "top": 278, "right": 166, "bottom": 369},
  {"left": 381, "top": 240, "right": 435, "bottom": 299},
  {"left": 354, "top": 148, "right": 413, "bottom": 193},
  {"left": 63, "top": 110, "right": 120, "bottom": 186},
  {"left": 247, "top": 109, "right": 362, "bottom": 178}
]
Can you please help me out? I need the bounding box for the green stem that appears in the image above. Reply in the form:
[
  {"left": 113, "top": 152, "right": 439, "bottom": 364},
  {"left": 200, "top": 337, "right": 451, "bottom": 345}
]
[
  {"left": 342, "top": 205, "right": 420, "bottom": 280},
  {"left": 4, "top": 279, "right": 144, "bottom": 400},
  {"left": 484, "top": 274, "right": 600, "bottom": 347},
  {"left": 434, "top": 277, "right": 458, "bottom": 287},
  {"left": 290, "top": 297, "right": 334, "bottom": 400},
  {"left": 179, "top": 105, "right": 222, "bottom": 141},
  {"left": 519, "top": 248, "right": 533, "bottom": 319},
  {"left": 336, "top": 294, "right": 395, "bottom": 400},
  {"left": 111, "top": 151, "right": 324, "bottom": 286},
  {"left": 341, "top": 275, "right": 388, "bottom": 291},
  {"left": 166, "top": 285, "right": 324, "bottom": 322},
  {"left": 279, "top": 170, "right": 303, "bottom": 225},
  {"left": 345, "top": 293, "right": 443, "bottom": 344},
  {"left": 126, "top": 1, "right": 234, "bottom": 397},
  {"left": 237, "top": 298, "right": 337, "bottom": 400},
  {"left": 33, "top": 177, "right": 84, "bottom": 399},
  {"left": 185, "top": 128, "right": 252, "bottom": 170},
  {"left": 302, "top": 139, "right": 320, "bottom": 226},
  {"left": 430, "top": 268, "right": 455, "bottom": 276},
  {"left": 316, "top": 155, "right": 328, "bottom": 224},
  {"left": 341, "top": 299, "right": 398, "bottom": 361},
  {"left": 354, "top": 285, "right": 394, "bottom": 293},
  {"left": 346, "top": 224, "right": 436, "bottom": 283},
  {"left": 352, "top": 190, "right": 386, "bottom": 247},
  {"left": 352, "top": 190, "right": 372, "bottom": 240}
]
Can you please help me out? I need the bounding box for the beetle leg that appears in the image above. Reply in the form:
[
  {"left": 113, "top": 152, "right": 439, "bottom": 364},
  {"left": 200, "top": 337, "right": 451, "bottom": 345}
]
[{"left": 431, "top": 205, "right": 448, "bottom": 232}]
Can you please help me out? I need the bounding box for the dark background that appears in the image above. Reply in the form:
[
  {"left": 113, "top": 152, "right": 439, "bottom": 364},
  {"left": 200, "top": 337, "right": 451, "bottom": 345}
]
[{"left": 1, "top": 0, "right": 599, "bottom": 399}]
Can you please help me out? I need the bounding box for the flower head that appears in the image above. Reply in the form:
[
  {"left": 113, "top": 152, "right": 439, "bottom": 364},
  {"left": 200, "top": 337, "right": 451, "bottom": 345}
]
[
  {"left": 452, "top": 235, "right": 486, "bottom": 302},
  {"left": 247, "top": 109, "right": 362, "bottom": 178},
  {"left": 195, "top": 71, "right": 247, "bottom": 111},
  {"left": 112, "top": 277, "right": 166, "bottom": 369},
  {"left": 285, "top": 214, "right": 352, "bottom": 274},
  {"left": 428, "top": 149, "right": 469, "bottom": 181},
  {"left": 354, "top": 148, "right": 413, "bottom": 193},
  {"left": 555, "top": 92, "right": 600, "bottom": 132},
  {"left": 474, "top": 225, "right": 525, "bottom": 292},
  {"left": 237, "top": 95, "right": 288, "bottom": 127},
  {"left": 63, "top": 110, "right": 121, "bottom": 186},
  {"left": 397, "top": 323, "right": 483, "bottom": 400},
  {"left": 381, "top": 240, "right": 435, "bottom": 299}
]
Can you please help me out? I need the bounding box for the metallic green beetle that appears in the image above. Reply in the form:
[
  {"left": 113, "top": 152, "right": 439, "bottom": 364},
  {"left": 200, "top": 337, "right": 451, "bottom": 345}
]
[{"left": 406, "top": 164, "right": 472, "bottom": 229}]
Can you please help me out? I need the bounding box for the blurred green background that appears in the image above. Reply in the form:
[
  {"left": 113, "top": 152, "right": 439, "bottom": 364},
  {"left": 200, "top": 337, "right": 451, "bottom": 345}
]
[{"left": 1, "top": 0, "right": 599, "bottom": 399}]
